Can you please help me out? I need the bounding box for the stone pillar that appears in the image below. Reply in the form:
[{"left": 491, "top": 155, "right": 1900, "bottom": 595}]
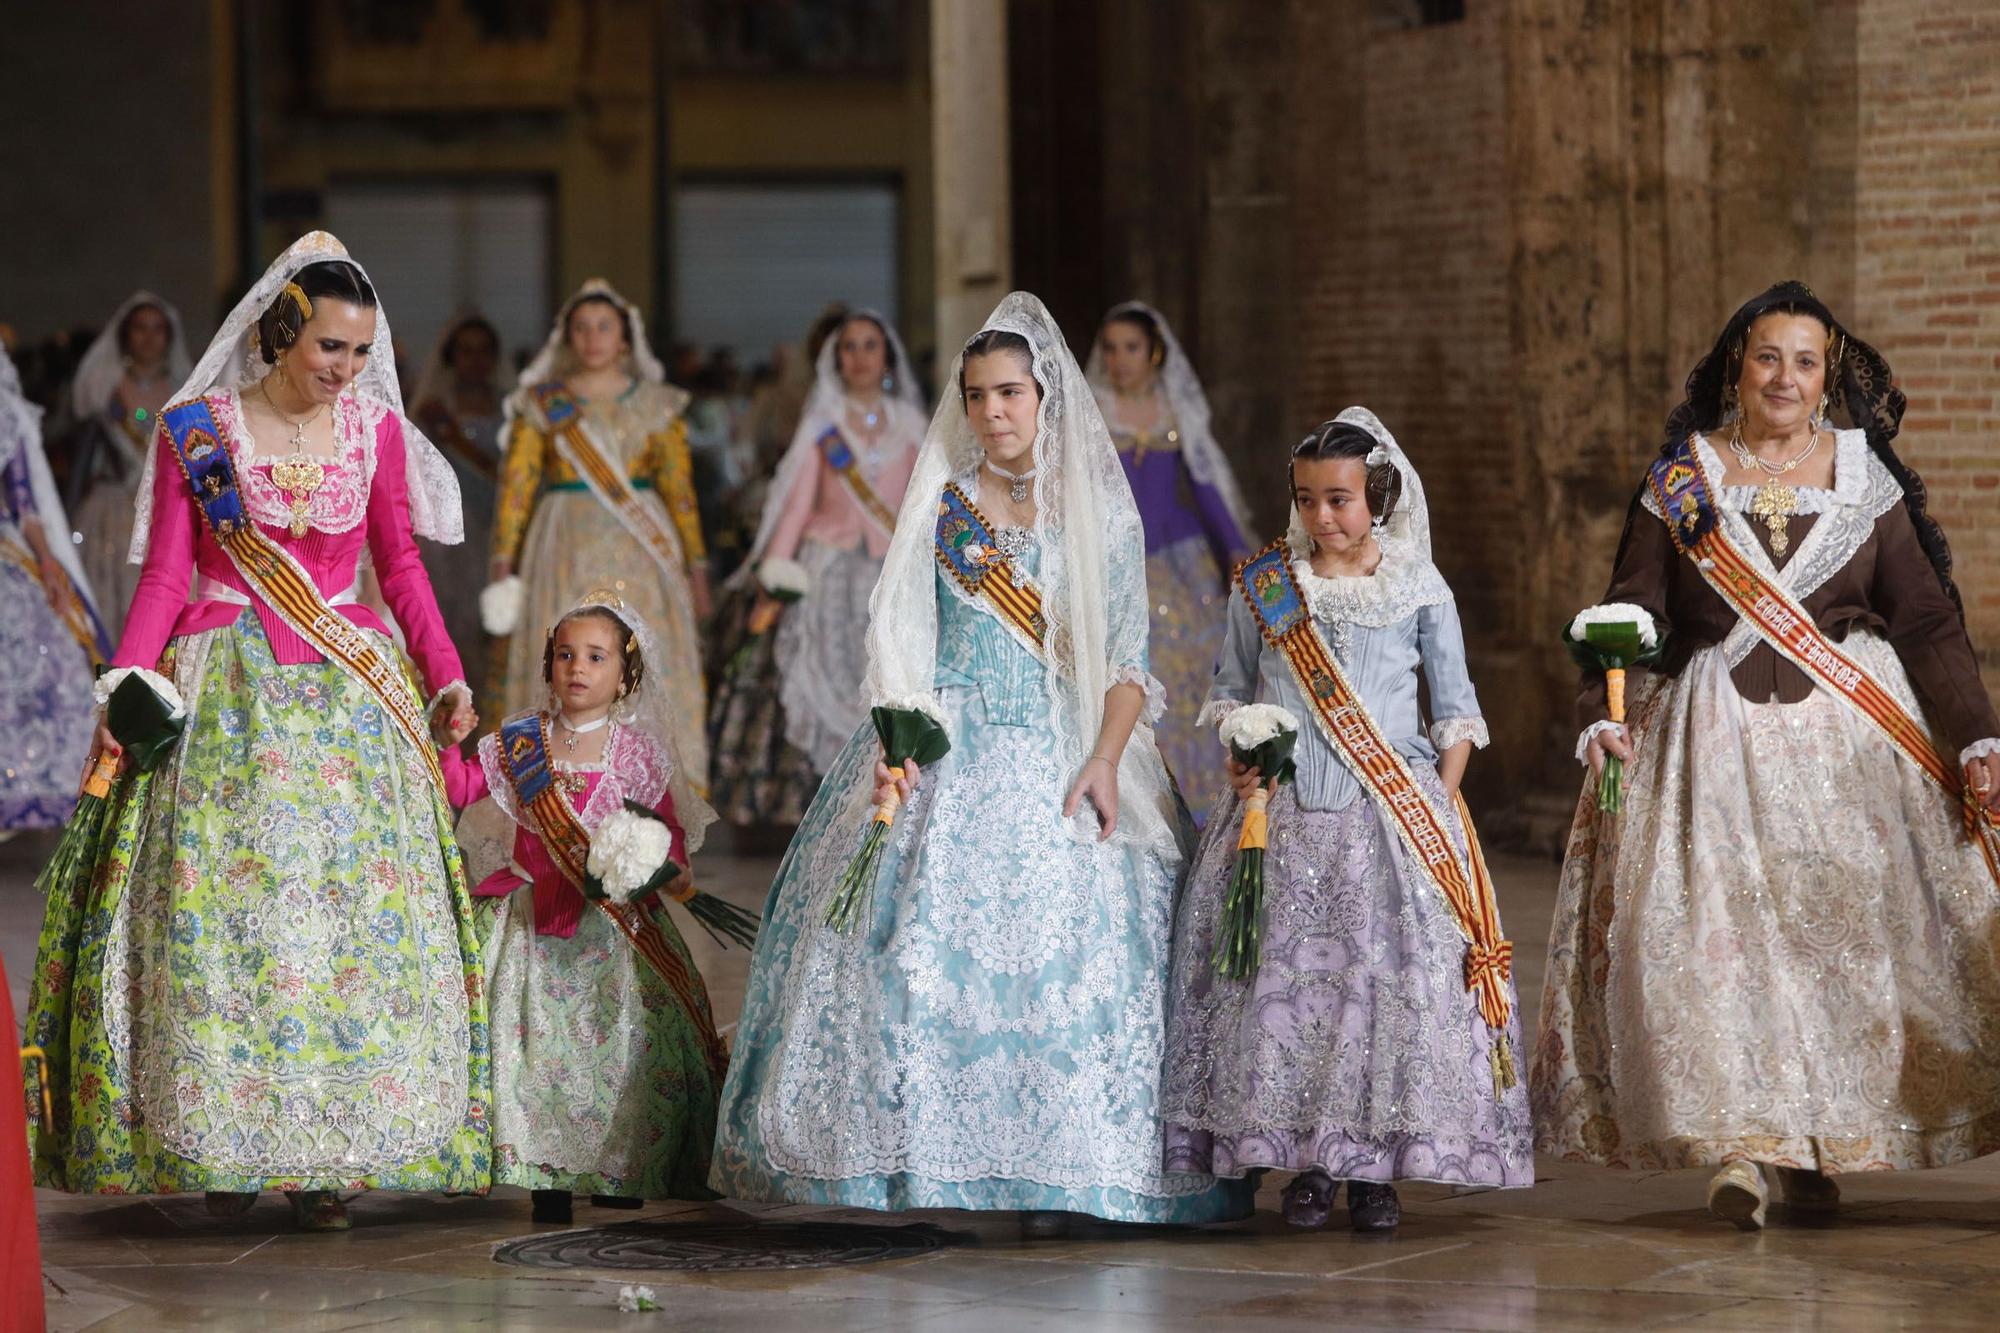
[{"left": 932, "top": 0, "right": 1012, "bottom": 356}]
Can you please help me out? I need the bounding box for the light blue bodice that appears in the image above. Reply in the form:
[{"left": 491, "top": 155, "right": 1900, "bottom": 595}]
[
  {"left": 935, "top": 538, "right": 1047, "bottom": 728},
  {"left": 1206, "top": 553, "right": 1486, "bottom": 812}
]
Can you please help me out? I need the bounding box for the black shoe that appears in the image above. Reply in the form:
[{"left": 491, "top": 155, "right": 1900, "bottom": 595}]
[
  {"left": 531, "top": 1189, "right": 573, "bottom": 1224},
  {"left": 1280, "top": 1169, "right": 1337, "bottom": 1229},
  {"left": 591, "top": 1194, "right": 645, "bottom": 1209},
  {"left": 1347, "top": 1181, "right": 1400, "bottom": 1232},
  {"left": 1019, "top": 1210, "right": 1072, "bottom": 1239}
]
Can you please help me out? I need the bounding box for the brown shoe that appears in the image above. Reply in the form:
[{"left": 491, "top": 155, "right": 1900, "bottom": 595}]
[
  {"left": 288, "top": 1190, "right": 351, "bottom": 1232},
  {"left": 1706, "top": 1162, "right": 1767, "bottom": 1231},
  {"left": 1774, "top": 1165, "right": 1840, "bottom": 1215}
]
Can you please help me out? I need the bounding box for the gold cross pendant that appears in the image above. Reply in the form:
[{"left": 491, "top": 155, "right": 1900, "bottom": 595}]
[{"left": 1750, "top": 479, "right": 1797, "bottom": 558}]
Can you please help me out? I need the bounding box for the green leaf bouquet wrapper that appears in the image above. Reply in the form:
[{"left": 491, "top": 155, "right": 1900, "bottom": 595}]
[
  {"left": 1562, "top": 607, "right": 1665, "bottom": 814},
  {"left": 824, "top": 705, "right": 951, "bottom": 932},
  {"left": 1212, "top": 720, "right": 1299, "bottom": 981},
  {"left": 37, "top": 670, "right": 188, "bottom": 907}
]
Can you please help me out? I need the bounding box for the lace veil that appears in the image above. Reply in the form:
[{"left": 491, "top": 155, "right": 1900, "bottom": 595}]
[
  {"left": 1285, "top": 405, "right": 1452, "bottom": 620},
  {"left": 69, "top": 290, "right": 193, "bottom": 428},
  {"left": 129, "top": 231, "right": 465, "bottom": 561},
  {"left": 0, "top": 348, "right": 98, "bottom": 608},
  {"left": 1085, "top": 300, "right": 1255, "bottom": 537},
  {"left": 744, "top": 308, "right": 927, "bottom": 568},
  {"left": 864, "top": 291, "right": 1176, "bottom": 851}
]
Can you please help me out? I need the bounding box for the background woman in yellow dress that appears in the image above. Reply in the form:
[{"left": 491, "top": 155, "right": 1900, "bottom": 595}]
[{"left": 488, "top": 280, "right": 711, "bottom": 777}]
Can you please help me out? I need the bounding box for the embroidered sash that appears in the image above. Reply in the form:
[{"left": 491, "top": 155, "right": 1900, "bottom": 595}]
[
  {"left": 1237, "top": 542, "right": 1516, "bottom": 1034},
  {"left": 160, "top": 398, "right": 447, "bottom": 799},
  {"left": 818, "top": 427, "right": 899, "bottom": 536},
  {"left": 0, "top": 542, "right": 108, "bottom": 667},
  {"left": 1648, "top": 435, "right": 2000, "bottom": 884},
  {"left": 527, "top": 381, "right": 688, "bottom": 583},
  {"left": 493, "top": 710, "right": 728, "bottom": 1076},
  {"left": 933, "top": 482, "right": 1052, "bottom": 665}
]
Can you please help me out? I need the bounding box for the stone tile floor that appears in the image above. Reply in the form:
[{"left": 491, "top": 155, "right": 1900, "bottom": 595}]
[{"left": 8, "top": 828, "right": 1998, "bottom": 1331}]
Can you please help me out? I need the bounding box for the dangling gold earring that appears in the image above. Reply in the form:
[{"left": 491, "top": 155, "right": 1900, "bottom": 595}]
[{"left": 1812, "top": 389, "right": 1831, "bottom": 431}]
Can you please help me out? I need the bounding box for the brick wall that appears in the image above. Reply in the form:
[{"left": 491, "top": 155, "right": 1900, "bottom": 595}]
[
  {"left": 1851, "top": 0, "right": 2000, "bottom": 683},
  {"left": 1291, "top": 3, "right": 1514, "bottom": 627}
]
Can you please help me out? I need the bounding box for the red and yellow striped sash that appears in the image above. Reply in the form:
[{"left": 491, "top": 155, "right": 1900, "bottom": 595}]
[
  {"left": 494, "top": 710, "right": 728, "bottom": 1078},
  {"left": 0, "top": 542, "right": 105, "bottom": 669},
  {"left": 159, "top": 398, "right": 446, "bottom": 800},
  {"left": 1649, "top": 436, "right": 2000, "bottom": 885},
  {"left": 933, "top": 482, "right": 1050, "bottom": 660},
  {"left": 1236, "top": 543, "right": 1514, "bottom": 1031},
  {"left": 819, "top": 427, "right": 900, "bottom": 536},
  {"left": 529, "top": 382, "right": 687, "bottom": 580}
]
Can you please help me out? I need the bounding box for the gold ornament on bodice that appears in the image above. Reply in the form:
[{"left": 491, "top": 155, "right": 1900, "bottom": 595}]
[
  {"left": 1728, "top": 422, "right": 1820, "bottom": 559},
  {"left": 268, "top": 455, "right": 326, "bottom": 539},
  {"left": 260, "top": 378, "right": 331, "bottom": 538}
]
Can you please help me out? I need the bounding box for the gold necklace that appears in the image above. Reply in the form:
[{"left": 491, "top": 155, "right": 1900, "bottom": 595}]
[
  {"left": 1729, "top": 425, "right": 1818, "bottom": 558},
  {"left": 262, "top": 380, "right": 331, "bottom": 537}
]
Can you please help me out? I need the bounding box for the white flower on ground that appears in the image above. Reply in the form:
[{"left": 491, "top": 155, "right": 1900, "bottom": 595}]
[
  {"left": 479, "top": 574, "right": 526, "bottom": 636},
  {"left": 616, "top": 1284, "right": 660, "bottom": 1312},
  {"left": 1567, "top": 602, "right": 1658, "bottom": 648},
  {"left": 1217, "top": 702, "right": 1300, "bottom": 751},
  {"left": 587, "top": 809, "right": 673, "bottom": 898},
  {"left": 758, "top": 556, "right": 812, "bottom": 599}
]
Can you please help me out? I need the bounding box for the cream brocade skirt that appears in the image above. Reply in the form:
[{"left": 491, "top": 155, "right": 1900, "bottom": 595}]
[
  {"left": 499, "top": 491, "right": 708, "bottom": 780},
  {"left": 1532, "top": 631, "right": 2000, "bottom": 1173}
]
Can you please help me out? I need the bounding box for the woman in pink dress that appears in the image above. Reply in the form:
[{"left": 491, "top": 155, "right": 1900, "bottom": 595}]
[{"left": 25, "top": 232, "right": 491, "bottom": 1232}]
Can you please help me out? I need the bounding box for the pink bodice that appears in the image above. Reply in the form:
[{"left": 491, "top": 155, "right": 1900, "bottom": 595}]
[
  {"left": 441, "top": 725, "right": 687, "bottom": 938},
  {"left": 763, "top": 431, "right": 919, "bottom": 563},
  {"left": 113, "top": 390, "right": 465, "bottom": 697}
]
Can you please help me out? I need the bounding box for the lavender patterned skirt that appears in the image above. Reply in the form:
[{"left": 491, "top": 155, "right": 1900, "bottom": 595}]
[{"left": 1161, "top": 782, "right": 1533, "bottom": 1186}]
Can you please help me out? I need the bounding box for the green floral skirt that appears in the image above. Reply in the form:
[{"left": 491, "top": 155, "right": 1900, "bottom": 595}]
[{"left": 27, "top": 611, "right": 492, "bottom": 1194}]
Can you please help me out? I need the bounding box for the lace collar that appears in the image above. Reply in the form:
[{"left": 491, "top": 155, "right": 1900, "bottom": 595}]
[
  {"left": 1290, "top": 532, "right": 1453, "bottom": 629},
  {"left": 1698, "top": 428, "right": 1873, "bottom": 515}
]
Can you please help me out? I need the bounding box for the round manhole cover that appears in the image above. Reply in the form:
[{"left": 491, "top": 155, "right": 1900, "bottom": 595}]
[{"left": 492, "top": 1219, "right": 963, "bottom": 1272}]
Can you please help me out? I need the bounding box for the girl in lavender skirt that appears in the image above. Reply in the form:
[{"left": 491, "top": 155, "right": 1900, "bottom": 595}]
[{"left": 1160, "top": 408, "right": 1532, "bottom": 1231}]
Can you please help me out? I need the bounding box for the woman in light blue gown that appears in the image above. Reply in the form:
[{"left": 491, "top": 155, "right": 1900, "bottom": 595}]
[{"left": 711, "top": 292, "right": 1251, "bottom": 1235}]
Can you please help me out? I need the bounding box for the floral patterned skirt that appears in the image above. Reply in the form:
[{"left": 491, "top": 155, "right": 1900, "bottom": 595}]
[
  {"left": 26, "top": 610, "right": 492, "bottom": 1194},
  {"left": 473, "top": 880, "right": 720, "bottom": 1198},
  {"left": 705, "top": 576, "right": 818, "bottom": 827},
  {"left": 1533, "top": 635, "right": 2000, "bottom": 1173},
  {"left": 1162, "top": 783, "right": 1532, "bottom": 1186},
  {"left": 1146, "top": 536, "right": 1233, "bottom": 825}
]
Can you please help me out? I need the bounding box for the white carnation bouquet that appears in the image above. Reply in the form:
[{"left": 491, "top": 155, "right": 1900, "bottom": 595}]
[
  {"left": 1212, "top": 703, "right": 1300, "bottom": 979},
  {"left": 744, "top": 555, "right": 812, "bottom": 640},
  {"left": 1562, "top": 602, "right": 1664, "bottom": 814},
  {"left": 584, "top": 802, "right": 758, "bottom": 948}
]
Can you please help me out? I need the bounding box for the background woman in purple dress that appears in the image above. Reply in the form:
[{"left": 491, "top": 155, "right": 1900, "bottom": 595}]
[{"left": 1086, "top": 302, "right": 1254, "bottom": 821}]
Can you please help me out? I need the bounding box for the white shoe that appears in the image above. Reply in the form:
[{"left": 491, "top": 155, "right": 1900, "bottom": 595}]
[{"left": 1706, "top": 1161, "right": 1768, "bottom": 1231}]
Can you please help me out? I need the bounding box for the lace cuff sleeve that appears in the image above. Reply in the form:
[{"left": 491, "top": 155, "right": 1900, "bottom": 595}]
[
  {"left": 428, "top": 679, "right": 473, "bottom": 718},
  {"left": 1574, "top": 718, "right": 1625, "bottom": 766},
  {"left": 1430, "top": 715, "right": 1490, "bottom": 752},
  {"left": 1112, "top": 664, "right": 1167, "bottom": 724},
  {"left": 1962, "top": 738, "right": 2000, "bottom": 768},
  {"left": 1196, "top": 697, "right": 1244, "bottom": 730}
]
